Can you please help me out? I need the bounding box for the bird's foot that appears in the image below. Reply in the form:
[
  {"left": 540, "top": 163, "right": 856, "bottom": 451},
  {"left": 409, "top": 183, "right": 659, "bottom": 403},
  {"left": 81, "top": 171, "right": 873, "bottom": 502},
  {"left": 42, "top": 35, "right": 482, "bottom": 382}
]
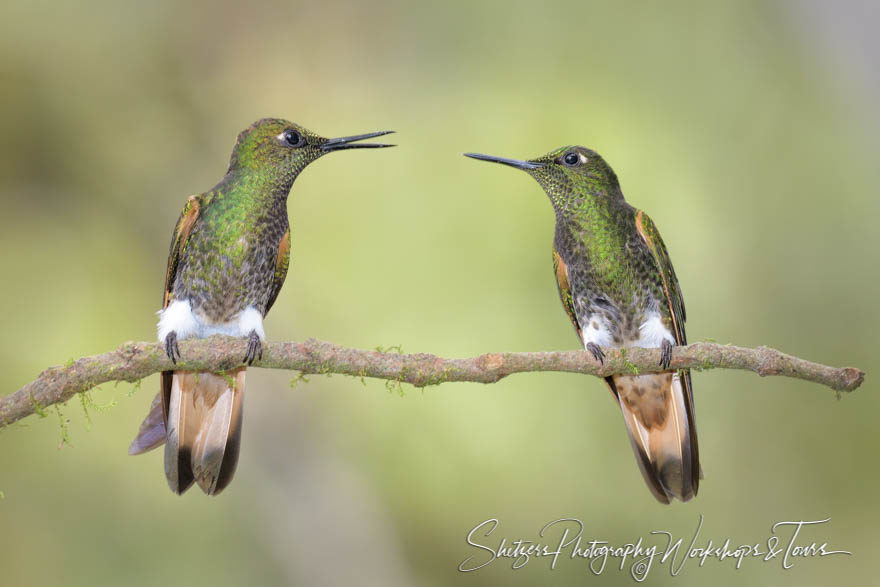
[
  {"left": 244, "top": 330, "right": 262, "bottom": 365},
  {"left": 586, "top": 342, "right": 605, "bottom": 364},
  {"left": 659, "top": 339, "right": 673, "bottom": 370},
  {"left": 165, "top": 331, "right": 181, "bottom": 364}
]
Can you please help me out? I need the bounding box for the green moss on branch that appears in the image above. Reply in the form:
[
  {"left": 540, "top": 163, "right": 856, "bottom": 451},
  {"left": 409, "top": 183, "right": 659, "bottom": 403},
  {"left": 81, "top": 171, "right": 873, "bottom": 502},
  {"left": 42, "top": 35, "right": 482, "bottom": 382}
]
[{"left": 0, "top": 337, "right": 865, "bottom": 429}]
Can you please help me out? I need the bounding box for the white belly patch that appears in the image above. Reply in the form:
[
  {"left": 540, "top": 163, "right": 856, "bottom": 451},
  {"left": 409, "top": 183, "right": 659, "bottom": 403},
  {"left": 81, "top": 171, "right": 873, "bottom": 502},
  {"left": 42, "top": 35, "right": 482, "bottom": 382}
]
[
  {"left": 580, "top": 311, "right": 675, "bottom": 349},
  {"left": 581, "top": 314, "right": 614, "bottom": 347},
  {"left": 636, "top": 312, "right": 675, "bottom": 348},
  {"left": 157, "top": 300, "right": 265, "bottom": 342}
]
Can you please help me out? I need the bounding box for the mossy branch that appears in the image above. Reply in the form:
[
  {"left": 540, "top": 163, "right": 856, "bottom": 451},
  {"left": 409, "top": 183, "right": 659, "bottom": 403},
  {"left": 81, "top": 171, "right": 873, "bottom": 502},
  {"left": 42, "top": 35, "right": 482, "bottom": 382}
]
[{"left": 0, "top": 337, "right": 865, "bottom": 428}]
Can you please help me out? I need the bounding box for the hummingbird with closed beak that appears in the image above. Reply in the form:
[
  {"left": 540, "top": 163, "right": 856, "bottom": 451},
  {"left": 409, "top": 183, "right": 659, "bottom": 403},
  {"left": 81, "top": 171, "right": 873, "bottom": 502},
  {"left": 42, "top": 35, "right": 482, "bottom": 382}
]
[
  {"left": 465, "top": 146, "right": 700, "bottom": 503},
  {"left": 130, "top": 118, "right": 394, "bottom": 495}
]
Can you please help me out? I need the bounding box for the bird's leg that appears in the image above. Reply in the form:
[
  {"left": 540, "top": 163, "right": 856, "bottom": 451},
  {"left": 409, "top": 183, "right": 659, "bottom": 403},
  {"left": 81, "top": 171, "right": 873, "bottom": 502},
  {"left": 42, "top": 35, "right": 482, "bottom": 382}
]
[
  {"left": 165, "top": 331, "right": 181, "bottom": 364},
  {"left": 659, "top": 339, "right": 673, "bottom": 370},
  {"left": 244, "top": 330, "right": 262, "bottom": 365},
  {"left": 586, "top": 342, "right": 605, "bottom": 364}
]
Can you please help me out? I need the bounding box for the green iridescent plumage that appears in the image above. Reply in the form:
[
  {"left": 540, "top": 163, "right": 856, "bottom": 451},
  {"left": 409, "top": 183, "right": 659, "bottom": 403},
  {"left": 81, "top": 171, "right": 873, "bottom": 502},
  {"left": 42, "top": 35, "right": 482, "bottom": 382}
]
[
  {"left": 167, "top": 119, "right": 392, "bottom": 323},
  {"left": 131, "top": 118, "right": 394, "bottom": 496},
  {"left": 466, "top": 145, "right": 700, "bottom": 504}
]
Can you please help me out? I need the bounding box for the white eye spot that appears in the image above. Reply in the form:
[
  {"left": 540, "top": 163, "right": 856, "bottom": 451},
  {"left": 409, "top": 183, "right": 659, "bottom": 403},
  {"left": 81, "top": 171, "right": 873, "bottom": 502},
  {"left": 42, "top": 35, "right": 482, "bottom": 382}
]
[{"left": 562, "top": 150, "right": 588, "bottom": 167}]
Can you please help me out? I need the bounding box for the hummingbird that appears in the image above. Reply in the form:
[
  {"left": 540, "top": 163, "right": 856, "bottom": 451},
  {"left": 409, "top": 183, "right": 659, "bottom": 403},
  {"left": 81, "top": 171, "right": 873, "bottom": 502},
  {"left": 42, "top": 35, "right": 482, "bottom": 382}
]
[
  {"left": 129, "top": 118, "right": 394, "bottom": 495},
  {"left": 465, "top": 146, "right": 699, "bottom": 503}
]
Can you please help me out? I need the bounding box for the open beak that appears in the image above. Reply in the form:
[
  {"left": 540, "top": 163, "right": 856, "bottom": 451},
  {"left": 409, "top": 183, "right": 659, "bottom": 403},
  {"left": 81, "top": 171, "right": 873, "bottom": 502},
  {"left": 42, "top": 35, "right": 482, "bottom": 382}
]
[
  {"left": 322, "top": 130, "right": 395, "bottom": 151},
  {"left": 464, "top": 152, "right": 544, "bottom": 170}
]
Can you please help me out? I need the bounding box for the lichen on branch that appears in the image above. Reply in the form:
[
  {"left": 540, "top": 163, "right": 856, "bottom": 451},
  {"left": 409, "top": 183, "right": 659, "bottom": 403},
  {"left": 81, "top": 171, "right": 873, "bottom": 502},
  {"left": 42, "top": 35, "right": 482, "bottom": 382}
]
[{"left": 0, "top": 337, "right": 865, "bottom": 429}]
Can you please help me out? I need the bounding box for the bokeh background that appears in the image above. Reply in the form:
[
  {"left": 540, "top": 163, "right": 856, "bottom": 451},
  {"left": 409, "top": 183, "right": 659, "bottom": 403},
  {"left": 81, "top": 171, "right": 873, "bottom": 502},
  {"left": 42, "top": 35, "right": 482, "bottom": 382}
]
[{"left": 1, "top": 0, "right": 878, "bottom": 585}]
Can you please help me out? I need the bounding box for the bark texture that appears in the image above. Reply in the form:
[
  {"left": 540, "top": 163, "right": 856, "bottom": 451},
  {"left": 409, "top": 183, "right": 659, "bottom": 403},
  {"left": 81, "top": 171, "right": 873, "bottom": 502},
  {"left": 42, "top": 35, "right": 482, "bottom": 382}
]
[{"left": 0, "top": 337, "right": 865, "bottom": 428}]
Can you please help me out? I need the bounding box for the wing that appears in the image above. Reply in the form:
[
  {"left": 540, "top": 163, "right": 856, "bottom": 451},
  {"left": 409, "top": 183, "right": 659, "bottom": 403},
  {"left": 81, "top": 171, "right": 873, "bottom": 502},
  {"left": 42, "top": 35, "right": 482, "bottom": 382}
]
[
  {"left": 552, "top": 248, "right": 582, "bottom": 339},
  {"left": 265, "top": 228, "right": 290, "bottom": 314},
  {"left": 131, "top": 194, "right": 204, "bottom": 455},
  {"left": 632, "top": 209, "right": 700, "bottom": 497},
  {"left": 162, "top": 194, "right": 202, "bottom": 308},
  {"left": 633, "top": 210, "right": 686, "bottom": 344}
]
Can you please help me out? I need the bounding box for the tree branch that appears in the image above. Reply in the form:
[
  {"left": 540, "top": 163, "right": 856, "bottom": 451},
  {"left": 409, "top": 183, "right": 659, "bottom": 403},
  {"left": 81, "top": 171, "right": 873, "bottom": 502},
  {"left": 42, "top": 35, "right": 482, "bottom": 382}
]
[{"left": 1, "top": 338, "right": 865, "bottom": 429}]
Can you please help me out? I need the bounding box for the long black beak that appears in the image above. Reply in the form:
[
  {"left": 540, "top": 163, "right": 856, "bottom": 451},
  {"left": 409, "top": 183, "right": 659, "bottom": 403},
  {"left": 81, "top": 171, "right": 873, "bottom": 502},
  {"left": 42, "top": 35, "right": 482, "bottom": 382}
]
[
  {"left": 322, "top": 130, "right": 395, "bottom": 151},
  {"left": 464, "top": 152, "right": 544, "bottom": 170}
]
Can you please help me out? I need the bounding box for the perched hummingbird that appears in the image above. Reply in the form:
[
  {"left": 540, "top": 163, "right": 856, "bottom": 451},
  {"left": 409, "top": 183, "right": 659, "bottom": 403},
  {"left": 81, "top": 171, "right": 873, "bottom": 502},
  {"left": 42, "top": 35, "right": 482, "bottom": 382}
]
[
  {"left": 465, "top": 146, "right": 699, "bottom": 503},
  {"left": 129, "top": 118, "right": 394, "bottom": 495}
]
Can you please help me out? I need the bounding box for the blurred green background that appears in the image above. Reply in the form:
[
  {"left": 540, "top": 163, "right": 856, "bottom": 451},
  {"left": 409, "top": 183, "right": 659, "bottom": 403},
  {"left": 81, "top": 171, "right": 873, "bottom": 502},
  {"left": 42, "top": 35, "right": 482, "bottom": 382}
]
[{"left": 1, "top": 0, "right": 877, "bottom": 585}]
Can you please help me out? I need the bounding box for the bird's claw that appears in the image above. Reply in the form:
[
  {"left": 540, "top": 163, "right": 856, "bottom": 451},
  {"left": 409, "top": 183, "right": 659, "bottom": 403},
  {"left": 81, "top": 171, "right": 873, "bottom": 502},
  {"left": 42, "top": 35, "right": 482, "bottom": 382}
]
[
  {"left": 659, "top": 339, "right": 673, "bottom": 370},
  {"left": 586, "top": 342, "right": 605, "bottom": 364},
  {"left": 244, "top": 331, "right": 262, "bottom": 365},
  {"left": 165, "top": 331, "right": 181, "bottom": 364}
]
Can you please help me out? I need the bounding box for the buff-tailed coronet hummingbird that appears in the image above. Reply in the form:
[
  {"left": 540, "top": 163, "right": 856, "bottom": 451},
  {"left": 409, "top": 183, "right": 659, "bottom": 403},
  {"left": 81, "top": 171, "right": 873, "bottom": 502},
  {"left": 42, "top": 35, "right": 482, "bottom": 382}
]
[
  {"left": 466, "top": 146, "right": 700, "bottom": 504},
  {"left": 130, "top": 118, "right": 394, "bottom": 495}
]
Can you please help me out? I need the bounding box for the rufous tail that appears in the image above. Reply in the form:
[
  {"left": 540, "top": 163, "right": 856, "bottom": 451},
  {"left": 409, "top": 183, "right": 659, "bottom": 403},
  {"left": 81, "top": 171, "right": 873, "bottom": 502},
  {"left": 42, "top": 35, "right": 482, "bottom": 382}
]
[
  {"left": 129, "top": 368, "right": 246, "bottom": 495},
  {"left": 607, "top": 371, "right": 700, "bottom": 504}
]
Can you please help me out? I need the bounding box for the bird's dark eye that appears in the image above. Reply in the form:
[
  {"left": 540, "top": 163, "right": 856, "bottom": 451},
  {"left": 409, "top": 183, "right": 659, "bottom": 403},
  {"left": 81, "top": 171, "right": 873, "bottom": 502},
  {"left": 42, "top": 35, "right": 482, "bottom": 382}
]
[
  {"left": 562, "top": 151, "right": 580, "bottom": 166},
  {"left": 281, "top": 130, "right": 304, "bottom": 147}
]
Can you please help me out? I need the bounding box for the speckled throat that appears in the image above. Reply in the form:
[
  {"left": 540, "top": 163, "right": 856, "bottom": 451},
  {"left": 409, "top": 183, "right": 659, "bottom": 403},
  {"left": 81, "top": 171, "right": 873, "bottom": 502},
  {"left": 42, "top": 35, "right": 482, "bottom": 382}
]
[
  {"left": 171, "top": 171, "right": 292, "bottom": 324},
  {"left": 553, "top": 196, "right": 668, "bottom": 346}
]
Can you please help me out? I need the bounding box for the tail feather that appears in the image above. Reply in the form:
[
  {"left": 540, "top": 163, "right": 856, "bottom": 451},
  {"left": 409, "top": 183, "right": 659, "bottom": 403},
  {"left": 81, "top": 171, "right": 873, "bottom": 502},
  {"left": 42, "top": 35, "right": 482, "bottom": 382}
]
[
  {"left": 128, "top": 392, "right": 166, "bottom": 455},
  {"left": 608, "top": 370, "right": 699, "bottom": 503},
  {"left": 164, "top": 368, "right": 245, "bottom": 495}
]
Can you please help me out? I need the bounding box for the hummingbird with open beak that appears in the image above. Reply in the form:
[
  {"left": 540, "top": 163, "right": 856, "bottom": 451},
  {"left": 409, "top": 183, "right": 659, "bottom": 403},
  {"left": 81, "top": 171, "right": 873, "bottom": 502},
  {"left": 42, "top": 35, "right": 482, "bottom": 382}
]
[
  {"left": 130, "top": 118, "right": 394, "bottom": 495},
  {"left": 466, "top": 146, "right": 700, "bottom": 503}
]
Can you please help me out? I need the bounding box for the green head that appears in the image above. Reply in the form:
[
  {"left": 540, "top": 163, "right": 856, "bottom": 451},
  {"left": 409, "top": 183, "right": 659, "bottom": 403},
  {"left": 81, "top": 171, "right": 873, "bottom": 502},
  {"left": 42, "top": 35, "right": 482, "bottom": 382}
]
[
  {"left": 465, "top": 145, "right": 624, "bottom": 214},
  {"left": 227, "top": 118, "right": 394, "bottom": 183}
]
